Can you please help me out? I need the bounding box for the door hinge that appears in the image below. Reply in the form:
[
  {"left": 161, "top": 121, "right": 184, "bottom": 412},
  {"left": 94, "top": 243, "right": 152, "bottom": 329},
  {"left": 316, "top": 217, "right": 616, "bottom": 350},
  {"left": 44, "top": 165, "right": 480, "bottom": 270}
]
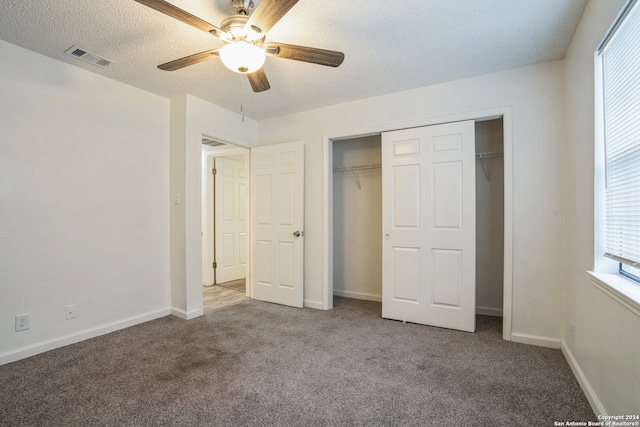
[
  {"left": 212, "top": 168, "right": 217, "bottom": 175},
  {"left": 213, "top": 261, "right": 217, "bottom": 269}
]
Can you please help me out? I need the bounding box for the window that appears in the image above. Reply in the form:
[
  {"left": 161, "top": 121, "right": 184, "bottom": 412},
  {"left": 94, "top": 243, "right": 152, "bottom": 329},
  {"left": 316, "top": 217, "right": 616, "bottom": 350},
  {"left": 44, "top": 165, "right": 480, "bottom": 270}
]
[{"left": 598, "top": 0, "right": 640, "bottom": 283}]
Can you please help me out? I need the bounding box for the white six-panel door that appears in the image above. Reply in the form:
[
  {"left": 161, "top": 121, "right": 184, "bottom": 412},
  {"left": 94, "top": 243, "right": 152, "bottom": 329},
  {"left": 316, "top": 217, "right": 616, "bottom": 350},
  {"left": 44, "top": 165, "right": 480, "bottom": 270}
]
[
  {"left": 251, "top": 142, "right": 304, "bottom": 308},
  {"left": 214, "top": 157, "right": 247, "bottom": 284},
  {"left": 382, "top": 121, "right": 476, "bottom": 332}
]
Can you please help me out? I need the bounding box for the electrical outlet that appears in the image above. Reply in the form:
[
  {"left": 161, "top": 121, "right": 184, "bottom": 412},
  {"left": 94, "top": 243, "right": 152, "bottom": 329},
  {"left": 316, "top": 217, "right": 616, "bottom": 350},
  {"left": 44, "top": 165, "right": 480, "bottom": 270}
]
[
  {"left": 65, "top": 304, "right": 77, "bottom": 320},
  {"left": 15, "top": 314, "right": 30, "bottom": 332}
]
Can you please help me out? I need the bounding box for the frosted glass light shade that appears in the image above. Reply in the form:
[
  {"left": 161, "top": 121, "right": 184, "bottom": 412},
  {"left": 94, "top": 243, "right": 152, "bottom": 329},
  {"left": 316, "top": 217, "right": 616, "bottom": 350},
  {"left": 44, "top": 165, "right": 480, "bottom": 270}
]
[{"left": 219, "top": 41, "right": 266, "bottom": 74}]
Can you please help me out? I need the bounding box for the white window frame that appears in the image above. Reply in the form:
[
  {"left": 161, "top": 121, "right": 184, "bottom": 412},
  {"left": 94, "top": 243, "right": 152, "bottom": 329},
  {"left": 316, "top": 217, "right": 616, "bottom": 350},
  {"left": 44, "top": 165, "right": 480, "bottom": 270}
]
[{"left": 591, "top": 0, "right": 640, "bottom": 315}]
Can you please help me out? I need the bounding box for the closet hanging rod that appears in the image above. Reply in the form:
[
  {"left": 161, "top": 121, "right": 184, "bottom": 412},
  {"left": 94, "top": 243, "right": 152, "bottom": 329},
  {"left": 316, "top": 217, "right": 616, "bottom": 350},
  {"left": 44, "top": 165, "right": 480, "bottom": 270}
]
[
  {"left": 333, "top": 163, "right": 382, "bottom": 173},
  {"left": 476, "top": 152, "right": 503, "bottom": 159}
]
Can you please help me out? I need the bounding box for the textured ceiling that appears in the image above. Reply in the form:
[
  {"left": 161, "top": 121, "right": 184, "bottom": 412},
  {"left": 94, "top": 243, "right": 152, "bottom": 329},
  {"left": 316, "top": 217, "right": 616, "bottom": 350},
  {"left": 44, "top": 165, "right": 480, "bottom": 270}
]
[{"left": 0, "top": 0, "right": 588, "bottom": 120}]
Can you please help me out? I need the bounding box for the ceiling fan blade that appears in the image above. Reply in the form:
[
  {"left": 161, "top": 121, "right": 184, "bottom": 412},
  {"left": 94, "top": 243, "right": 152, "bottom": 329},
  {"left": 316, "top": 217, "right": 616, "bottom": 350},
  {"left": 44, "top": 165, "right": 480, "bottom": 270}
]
[
  {"left": 134, "top": 0, "right": 228, "bottom": 39},
  {"left": 247, "top": 69, "right": 271, "bottom": 92},
  {"left": 158, "top": 49, "right": 220, "bottom": 71},
  {"left": 245, "top": 0, "right": 298, "bottom": 35},
  {"left": 264, "top": 42, "right": 344, "bottom": 67}
]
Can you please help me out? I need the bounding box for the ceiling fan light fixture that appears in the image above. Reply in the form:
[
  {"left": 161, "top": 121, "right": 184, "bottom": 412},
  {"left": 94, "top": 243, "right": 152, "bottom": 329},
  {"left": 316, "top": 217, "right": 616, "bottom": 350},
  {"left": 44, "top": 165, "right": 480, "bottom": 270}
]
[
  {"left": 138, "top": 0, "right": 344, "bottom": 92},
  {"left": 246, "top": 25, "right": 263, "bottom": 41},
  {"left": 220, "top": 41, "right": 266, "bottom": 74}
]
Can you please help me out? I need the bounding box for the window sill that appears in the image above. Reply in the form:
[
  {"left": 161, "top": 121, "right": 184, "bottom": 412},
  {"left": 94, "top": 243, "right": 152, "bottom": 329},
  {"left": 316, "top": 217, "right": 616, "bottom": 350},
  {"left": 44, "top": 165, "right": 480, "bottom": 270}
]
[{"left": 587, "top": 271, "right": 640, "bottom": 318}]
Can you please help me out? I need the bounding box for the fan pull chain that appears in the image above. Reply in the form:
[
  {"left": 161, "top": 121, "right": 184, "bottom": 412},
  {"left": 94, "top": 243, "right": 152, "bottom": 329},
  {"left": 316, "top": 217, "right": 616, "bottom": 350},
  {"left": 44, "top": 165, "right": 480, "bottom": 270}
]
[{"left": 239, "top": 75, "right": 247, "bottom": 123}]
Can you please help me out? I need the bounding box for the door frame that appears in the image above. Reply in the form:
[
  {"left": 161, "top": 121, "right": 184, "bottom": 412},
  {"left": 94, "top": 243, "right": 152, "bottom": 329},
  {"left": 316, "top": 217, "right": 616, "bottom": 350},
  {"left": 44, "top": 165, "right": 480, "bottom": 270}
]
[
  {"left": 322, "top": 107, "right": 514, "bottom": 340},
  {"left": 201, "top": 137, "right": 252, "bottom": 298}
]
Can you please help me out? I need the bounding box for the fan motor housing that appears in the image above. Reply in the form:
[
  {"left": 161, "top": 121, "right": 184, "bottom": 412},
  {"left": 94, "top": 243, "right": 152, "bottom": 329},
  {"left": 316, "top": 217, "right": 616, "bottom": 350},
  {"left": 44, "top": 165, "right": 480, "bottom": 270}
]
[{"left": 221, "top": 15, "right": 263, "bottom": 42}]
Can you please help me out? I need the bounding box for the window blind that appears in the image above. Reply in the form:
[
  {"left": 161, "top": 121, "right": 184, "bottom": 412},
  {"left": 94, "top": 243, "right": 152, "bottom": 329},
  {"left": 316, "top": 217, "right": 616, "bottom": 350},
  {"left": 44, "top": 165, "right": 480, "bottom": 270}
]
[{"left": 601, "top": 0, "right": 640, "bottom": 267}]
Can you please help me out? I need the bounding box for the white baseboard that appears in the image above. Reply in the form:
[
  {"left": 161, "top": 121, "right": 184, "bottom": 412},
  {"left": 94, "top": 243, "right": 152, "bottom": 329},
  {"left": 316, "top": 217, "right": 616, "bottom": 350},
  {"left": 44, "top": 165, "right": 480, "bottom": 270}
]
[
  {"left": 510, "top": 332, "right": 561, "bottom": 349},
  {"left": 561, "top": 340, "right": 606, "bottom": 416},
  {"left": 170, "top": 307, "right": 188, "bottom": 319},
  {"left": 333, "top": 290, "right": 382, "bottom": 302},
  {"left": 0, "top": 308, "right": 171, "bottom": 366},
  {"left": 170, "top": 307, "right": 201, "bottom": 320},
  {"left": 476, "top": 306, "right": 503, "bottom": 317},
  {"left": 189, "top": 308, "right": 202, "bottom": 319},
  {"left": 304, "top": 299, "right": 324, "bottom": 310}
]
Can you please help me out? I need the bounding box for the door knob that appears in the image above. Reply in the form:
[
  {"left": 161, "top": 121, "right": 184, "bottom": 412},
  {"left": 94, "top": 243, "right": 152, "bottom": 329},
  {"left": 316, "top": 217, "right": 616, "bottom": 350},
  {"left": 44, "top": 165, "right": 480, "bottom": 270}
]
[{"left": 293, "top": 231, "right": 302, "bottom": 237}]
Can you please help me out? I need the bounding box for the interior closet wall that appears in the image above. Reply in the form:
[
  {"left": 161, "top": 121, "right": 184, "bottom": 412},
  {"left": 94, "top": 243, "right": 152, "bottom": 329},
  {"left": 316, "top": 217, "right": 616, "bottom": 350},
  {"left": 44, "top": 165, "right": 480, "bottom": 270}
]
[
  {"left": 333, "top": 136, "right": 382, "bottom": 301},
  {"left": 475, "top": 119, "right": 505, "bottom": 316}
]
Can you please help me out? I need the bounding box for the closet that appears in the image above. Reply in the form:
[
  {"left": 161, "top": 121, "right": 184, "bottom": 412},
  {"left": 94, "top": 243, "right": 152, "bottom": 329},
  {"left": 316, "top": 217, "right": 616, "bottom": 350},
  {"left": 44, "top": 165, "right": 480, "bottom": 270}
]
[
  {"left": 331, "top": 118, "right": 505, "bottom": 329},
  {"left": 332, "top": 135, "right": 383, "bottom": 302},
  {"left": 475, "top": 118, "right": 504, "bottom": 318}
]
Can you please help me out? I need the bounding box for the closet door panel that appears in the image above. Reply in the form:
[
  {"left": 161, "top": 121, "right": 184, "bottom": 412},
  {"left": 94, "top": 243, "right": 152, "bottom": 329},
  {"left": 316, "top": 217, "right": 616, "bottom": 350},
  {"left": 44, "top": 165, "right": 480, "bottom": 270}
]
[
  {"left": 432, "top": 162, "right": 463, "bottom": 229},
  {"left": 382, "top": 120, "right": 476, "bottom": 332},
  {"left": 392, "top": 247, "right": 420, "bottom": 302},
  {"left": 431, "top": 249, "right": 462, "bottom": 308},
  {"left": 392, "top": 165, "right": 420, "bottom": 229}
]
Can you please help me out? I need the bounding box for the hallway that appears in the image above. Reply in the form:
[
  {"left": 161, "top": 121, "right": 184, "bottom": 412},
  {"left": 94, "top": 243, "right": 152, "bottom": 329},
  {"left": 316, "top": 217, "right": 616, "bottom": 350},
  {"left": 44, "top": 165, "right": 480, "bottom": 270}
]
[{"left": 203, "top": 279, "right": 247, "bottom": 312}]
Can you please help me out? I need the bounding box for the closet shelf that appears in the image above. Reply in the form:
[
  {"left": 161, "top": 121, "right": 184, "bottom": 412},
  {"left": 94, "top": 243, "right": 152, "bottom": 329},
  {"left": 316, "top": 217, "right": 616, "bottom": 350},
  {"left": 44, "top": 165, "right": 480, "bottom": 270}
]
[
  {"left": 334, "top": 163, "right": 381, "bottom": 190},
  {"left": 333, "top": 163, "right": 382, "bottom": 172},
  {"left": 476, "top": 152, "right": 503, "bottom": 181},
  {"left": 476, "top": 152, "right": 503, "bottom": 159}
]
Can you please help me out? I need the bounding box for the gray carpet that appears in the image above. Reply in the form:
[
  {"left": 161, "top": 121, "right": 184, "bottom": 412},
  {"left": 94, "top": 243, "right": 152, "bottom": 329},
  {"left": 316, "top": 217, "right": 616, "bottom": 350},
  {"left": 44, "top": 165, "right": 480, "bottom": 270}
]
[{"left": 0, "top": 297, "right": 594, "bottom": 426}]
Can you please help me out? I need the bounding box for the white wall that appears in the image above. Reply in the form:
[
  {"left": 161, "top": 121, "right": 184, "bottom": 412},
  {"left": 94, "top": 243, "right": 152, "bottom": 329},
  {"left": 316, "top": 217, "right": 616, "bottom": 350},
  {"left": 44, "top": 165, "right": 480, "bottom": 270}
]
[
  {"left": 475, "top": 120, "right": 504, "bottom": 316},
  {"left": 562, "top": 0, "right": 639, "bottom": 414},
  {"left": 0, "top": 40, "right": 171, "bottom": 364},
  {"left": 259, "top": 60, "right": 565, "bottom": 342},
  {"left": 333, "top": 136, "right": 382, "bottom": 301}
]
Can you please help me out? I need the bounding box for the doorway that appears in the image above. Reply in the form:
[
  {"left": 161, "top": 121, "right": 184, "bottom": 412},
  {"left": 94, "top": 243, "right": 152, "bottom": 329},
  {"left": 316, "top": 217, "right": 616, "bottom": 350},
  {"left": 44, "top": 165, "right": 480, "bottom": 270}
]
[
  {"left": 201, "top": 137, "right": 250, "bottom": 312},
  {"left": 324, "top": 110, "right": 513, "bottom": 338},
  {"left": 332, "top": 135, "right": 383, "bottom": 302},
  {"left": 475, "top": 119, "right": 504, "bottom": 319}
]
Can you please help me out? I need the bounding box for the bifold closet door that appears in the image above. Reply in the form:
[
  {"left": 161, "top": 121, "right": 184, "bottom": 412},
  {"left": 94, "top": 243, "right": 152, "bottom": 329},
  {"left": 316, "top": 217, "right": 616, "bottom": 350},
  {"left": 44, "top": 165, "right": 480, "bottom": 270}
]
[{"left": 381, "top": 121, "right": 476, "bottom": 332}]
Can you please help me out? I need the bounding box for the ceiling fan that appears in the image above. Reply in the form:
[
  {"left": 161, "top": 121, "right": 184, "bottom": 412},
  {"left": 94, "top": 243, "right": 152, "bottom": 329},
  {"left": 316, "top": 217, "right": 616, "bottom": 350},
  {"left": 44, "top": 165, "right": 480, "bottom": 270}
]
[{"left": 134, "top": 0, "right": 345, "bottom": 92}]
